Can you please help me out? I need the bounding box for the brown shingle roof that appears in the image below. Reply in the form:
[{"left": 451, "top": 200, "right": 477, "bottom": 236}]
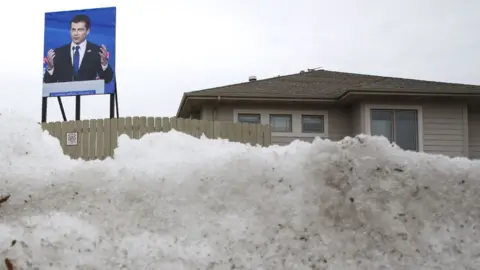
[{"left": 185, "top": 69, "right": 480, "bottom": 99}]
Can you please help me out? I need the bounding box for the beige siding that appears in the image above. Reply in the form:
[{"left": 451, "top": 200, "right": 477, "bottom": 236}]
[
  {"left": 200, "top": 106, "right": 233, "bottom": 122},
  {"left": 469, "top": 107, "right": 480, "bottom": 159},
  {"left": 351, "top": 103, "right": 364, "bottom": 136},
  {"left": 215, "top": 106, "right": 234, "bottom": 122},
  {"left": 201, "top": 106, "right": 213, "bottom": 120},
  {"left": 328, "top": 107, "right": 353, "bottom": 141},
  {"left": 422, "top": 103, "right": 465, "bottom": 157},
  {"left": 270, "top": 136, "right": 313, "bottom": 146}
]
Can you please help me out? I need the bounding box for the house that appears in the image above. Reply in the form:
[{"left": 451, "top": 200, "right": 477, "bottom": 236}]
[{"left": 175, "top": 69, "right": 480, "bottom": 159}]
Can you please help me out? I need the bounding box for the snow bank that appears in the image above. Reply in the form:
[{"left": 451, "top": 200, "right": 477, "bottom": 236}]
[{"left": 1, "top": 112, "right": 480, "bottom": 269}]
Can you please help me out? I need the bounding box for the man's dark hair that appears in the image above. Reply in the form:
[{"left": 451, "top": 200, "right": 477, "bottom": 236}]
[{"left": 70, "top": 14, "right": 91, "bottom": 30}]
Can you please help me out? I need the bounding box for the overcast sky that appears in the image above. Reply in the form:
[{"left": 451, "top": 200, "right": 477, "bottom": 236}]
[{"left": 1, "top": 0, "right": 479, "bottom": 122}]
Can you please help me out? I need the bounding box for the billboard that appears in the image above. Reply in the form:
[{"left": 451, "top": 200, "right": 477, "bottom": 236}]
[{"left": 43, "top": 7, "right": 116, "bottom": 97}]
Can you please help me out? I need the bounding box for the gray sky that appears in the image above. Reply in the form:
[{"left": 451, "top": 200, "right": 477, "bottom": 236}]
[{"left": 1, "top": 0, "right": 479, "bottom": 122}]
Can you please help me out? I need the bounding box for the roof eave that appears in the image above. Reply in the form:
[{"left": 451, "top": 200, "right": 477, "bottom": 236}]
[
  {"left": 176, "top": 89, "right": 480, "bottom": 117},
  {"left": 175, "top": 94, "right": 336, "bottom": 117},
  {"left": 340, "top": 90, "right": 480, "bottom": 100}
]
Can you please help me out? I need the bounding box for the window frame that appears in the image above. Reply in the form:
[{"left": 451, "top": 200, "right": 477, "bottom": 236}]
[
  {"left": 364, "top": 104, "right": 423, "bottom": 152},
  {"left": 301, "top": 114, "right": 325, "bottom": 133},
  {"left": 237, "top": 113, "right": 261, "bottom": 124},
  {"left": 233, "top": 109, "right": 329, "bottom": 138},
  {"left": 269, "top": 114, "right": 293, "bottom": 133}
]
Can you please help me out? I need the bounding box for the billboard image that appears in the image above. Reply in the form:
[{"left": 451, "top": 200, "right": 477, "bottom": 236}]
[{"left": 43, "top": 7, "right": 116, "bottom": 97}]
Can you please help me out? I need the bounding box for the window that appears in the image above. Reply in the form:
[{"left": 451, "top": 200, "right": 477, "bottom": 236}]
[
  {"left": 238, "top": 113, "right": 261, "bottom": 124},
  {"left": 270, "top": 114, "right": 292, "bottom": 132},
  {"left": 302, "top": 115, "right": 324, "bottom": 133},
  {"left": 234, "top": 109, "right": 329, "bottom": 137},
  {"left": 370, "top": 109, "right": 418, "bottom": 151}
]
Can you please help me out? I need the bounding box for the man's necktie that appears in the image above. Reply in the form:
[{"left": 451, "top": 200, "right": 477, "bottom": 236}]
[{"left": 73, "top": 46, "right": 80, "bottom": 76}]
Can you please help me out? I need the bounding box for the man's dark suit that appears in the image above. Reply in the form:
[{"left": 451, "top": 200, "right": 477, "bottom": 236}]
[{"left": 43, "top": 41, "right": 114, "bottom": 84}]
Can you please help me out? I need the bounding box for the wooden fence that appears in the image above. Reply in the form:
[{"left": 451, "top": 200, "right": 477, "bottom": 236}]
[{"left": 40, "top": 117, "right": 272, "bottom": 160}]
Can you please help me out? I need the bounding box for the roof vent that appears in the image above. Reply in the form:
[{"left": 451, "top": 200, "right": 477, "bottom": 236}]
[{"left": 248, "top": 76, "right": 257, "bottom": 82}]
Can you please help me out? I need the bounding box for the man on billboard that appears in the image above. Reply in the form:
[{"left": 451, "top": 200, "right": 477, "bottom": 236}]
[{"left": 43, "top": 14, "right": 114, "bottom": 84}]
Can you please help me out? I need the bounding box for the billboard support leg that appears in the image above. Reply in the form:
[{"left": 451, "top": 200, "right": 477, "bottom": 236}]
[
  {"left": 75, "top": 96, "right": 81, "bottom": 121},
  {"left": 109, "top": 93, "right": 115, "bottom": 118},
  {"left": 41, "top": 97, "right": 67, "bottom": 123},
  {"left": 115, "top": 82, "right": 119, "bottom": 118},
  {"left": 110, "top": 80, "right": 119, "bottom": 118},
  {"left": 41, "top": 97, "right": 48, "bottom": 123},
  {"left": 57, "top": 97, "right": 67, "bottom": 121}
]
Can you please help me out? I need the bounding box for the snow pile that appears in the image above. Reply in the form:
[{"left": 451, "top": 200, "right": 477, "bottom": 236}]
[{"left": 1, "top": 112, "right": 480, "bottom": 269}]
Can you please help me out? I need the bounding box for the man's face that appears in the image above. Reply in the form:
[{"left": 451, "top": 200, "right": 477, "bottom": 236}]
[{"left": 70, "top": 22, "right": 89, "bottom": 44}]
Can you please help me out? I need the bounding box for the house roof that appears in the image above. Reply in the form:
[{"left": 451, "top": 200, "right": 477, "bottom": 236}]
[
  {"left": 177, "top": 69, "right": 480, "bottom": 117},
  {"left": 184, "top": 69, "right": 480, "bottom": 99}
]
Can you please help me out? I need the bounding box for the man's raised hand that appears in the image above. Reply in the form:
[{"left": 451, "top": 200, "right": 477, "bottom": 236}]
[{"left": 47, "top": 49, "right": 55, "bottom": 70}]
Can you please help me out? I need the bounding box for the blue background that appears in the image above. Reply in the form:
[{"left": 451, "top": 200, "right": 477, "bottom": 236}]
[{"left": 43, "top": 7, "right": 116, "bottom": 96}]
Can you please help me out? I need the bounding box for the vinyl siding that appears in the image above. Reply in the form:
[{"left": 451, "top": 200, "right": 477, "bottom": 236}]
[
  {"left": 422, "top": 103, "right": 465, "bottom": 157},
  {"left": 328, "top": 107, "right": 352, "bottom": 141},
  {"left": 469, "top": 107, "right": 480, "bottom": 159},
  {"left": 351, "top": 103, "right": 364, "bottom": 136}
]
